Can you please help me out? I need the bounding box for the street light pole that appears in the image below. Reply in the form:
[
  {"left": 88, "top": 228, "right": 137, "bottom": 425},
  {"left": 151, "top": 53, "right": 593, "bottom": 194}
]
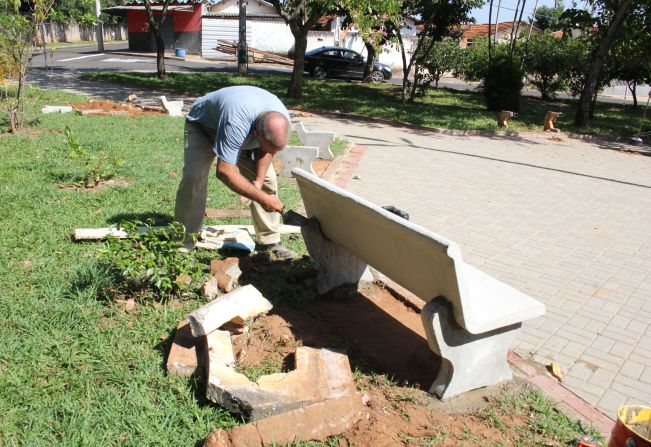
[
  {"left": 237, "top": 0, "right": 247, "bottom": 76},
  {"left": 95, "top": 0, "right": 104, "bottom": 52}
]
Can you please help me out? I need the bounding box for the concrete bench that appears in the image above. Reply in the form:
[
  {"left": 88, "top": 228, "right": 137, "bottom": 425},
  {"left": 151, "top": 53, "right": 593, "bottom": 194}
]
[
  {"left": 295, "top": 121, "right": 335, "bottom": 160},
  {"left": 292, "top": 168, "right": 545, "bottom": 399}
]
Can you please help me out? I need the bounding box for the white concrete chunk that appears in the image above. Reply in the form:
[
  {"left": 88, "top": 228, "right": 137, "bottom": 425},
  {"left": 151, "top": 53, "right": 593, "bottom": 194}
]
[
  {"left": 159, "top": 95, "right": 184, "bottom": 117},
  {"left": 207, "top": 329, "right": 236, "bottom": 367},
  {"left": 187, "top": 285, "right": 273, "bottom": 337},
  {"left": 295, "top": 121, "right": 335, "bottom": 160},
  {"left": 275, "top": 145, "right": 319, "bottom": 177},
  {"left": 42, "top": 105, "right": 73, "bottom": 114}
]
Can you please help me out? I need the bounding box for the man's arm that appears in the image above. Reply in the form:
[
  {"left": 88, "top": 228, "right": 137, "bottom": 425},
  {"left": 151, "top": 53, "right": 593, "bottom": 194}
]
[{"left": 216, "top": 160, "right": 283, "bottom": 212}]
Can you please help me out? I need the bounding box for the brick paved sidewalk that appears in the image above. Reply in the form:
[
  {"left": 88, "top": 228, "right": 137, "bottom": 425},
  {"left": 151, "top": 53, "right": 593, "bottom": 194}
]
[{"left": 302, "top": 115, "right": 651, "bottom": 419}]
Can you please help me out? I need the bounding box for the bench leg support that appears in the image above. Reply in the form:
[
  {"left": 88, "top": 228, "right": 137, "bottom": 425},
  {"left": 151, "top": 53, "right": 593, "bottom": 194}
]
[
  {"left": 421, "top": 297, "right": 520, "bottom": 399},
  {"left": 301, "top": 226, "right": 373, "bottom": 295}
]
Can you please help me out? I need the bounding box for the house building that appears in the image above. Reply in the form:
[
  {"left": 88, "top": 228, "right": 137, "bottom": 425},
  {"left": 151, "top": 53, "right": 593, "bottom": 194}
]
[{"left": 105, "top": 0, "right": 415, "bottom": 70}]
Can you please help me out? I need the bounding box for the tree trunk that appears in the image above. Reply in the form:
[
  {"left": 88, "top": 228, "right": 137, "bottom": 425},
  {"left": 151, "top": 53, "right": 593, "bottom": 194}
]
[
  {"left": 409, "top": 62, "right": 420, "bottom": 102},
  {"left": 362, "top": 41, "right": 376, "bottom": 82},
  {"left": 155, "top": 29, "right": 166, "bottom": 79},
  {"left": 629, "top": 81, "right": 638, "bottom": 108},
  {"left": 574, "top": 0, "right": 633, "bottom": 127},
  {"left": 287, "top": 25, "right": 307, "bottom": 99},
  {"left": 10, "top": 66, "right": 28, "bottom": 133}
]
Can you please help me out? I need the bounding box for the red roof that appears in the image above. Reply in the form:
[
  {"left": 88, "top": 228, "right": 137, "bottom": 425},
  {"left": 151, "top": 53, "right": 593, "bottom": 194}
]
[{"left": 460, "top": 21, "right": 539, "bottom": 39}]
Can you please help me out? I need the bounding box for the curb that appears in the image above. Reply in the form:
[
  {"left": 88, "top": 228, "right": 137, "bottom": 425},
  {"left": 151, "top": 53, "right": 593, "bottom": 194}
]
[{"left": 293, "top": 107, "right": 651, "bottom": 157}]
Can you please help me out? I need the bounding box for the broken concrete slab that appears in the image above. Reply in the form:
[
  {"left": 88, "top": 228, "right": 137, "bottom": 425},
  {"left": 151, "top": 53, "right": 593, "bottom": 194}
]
[
  {"left": 202, "top": 277, "right": 221, "bottom": 299},
  {"left": 207, "top": 329, "right": 236, "bottom": 367},
  {"left": 188, "top": 285, "right": 273, "bottom": 337},
  {"left": 42, "top": 105, "right": 73, "bottom": 114},
  {"left": 206, "top": 346, "right": 356, "bottom": 420},
  {"left": 203, "top": 394, "right": 368, "bottom": 447},
  {"left": 197, "top": 229, "right": 255, "bottom": 252},
  {"left": 274, "top": 146, "right": 319, "bottom": 177},
  {"left": 166, "top": 320, "right": 205, "bottom": 378},
  {"left": 159, "top": 95, "right": 184, "bottom": 117},
  {"left": 295, "top": 121, "right": 335, "bottom": 160},
  {"left": 210, "top": 257, "right": 242, "bottom": 293}
]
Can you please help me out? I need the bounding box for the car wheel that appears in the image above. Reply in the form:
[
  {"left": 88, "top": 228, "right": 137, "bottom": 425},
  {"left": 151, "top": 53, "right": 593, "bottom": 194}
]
[
  {"left": 370, "top": 70, "right": 385, "bottom": 83},
  {"left": 313, "top": 66, "right": 327, "bottom": 80}
]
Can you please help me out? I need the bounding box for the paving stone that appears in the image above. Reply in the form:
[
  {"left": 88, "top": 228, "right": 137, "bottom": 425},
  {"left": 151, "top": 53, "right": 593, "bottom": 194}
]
[
  {"left": 210, "top": 257, "right": 242, "bottom": 293},
  {"left": 188, "top": 285, "right": 273, "bottom": 337},
  {"left": 587, "top": 369, "right": 616, "bottom": 389},
  {"left": 619, "top": 360, "right": 644, "bottom": 380}
]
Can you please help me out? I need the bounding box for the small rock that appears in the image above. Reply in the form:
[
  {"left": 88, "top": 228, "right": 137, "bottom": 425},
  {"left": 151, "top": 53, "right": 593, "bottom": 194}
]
[
  {"left": 204, "top": 429, "right": 232, "bottom": 447},
  {"left": 202, "top": 277, "right": 221, "bottom": 299},
  {"left": 352, "top": 175, "right": 362, "bottom": 180},
  {"left": 362, "top": 393, "right": 370, "bottom": 406},
  {"left": 127, "top": 94, "right": 137, "bottom": 102},
  {"left": 210, "top": 257, "right": 242, "bottom": 293},
  {"left": 549, "top": 361, "right": 564, "bottom": 381}
]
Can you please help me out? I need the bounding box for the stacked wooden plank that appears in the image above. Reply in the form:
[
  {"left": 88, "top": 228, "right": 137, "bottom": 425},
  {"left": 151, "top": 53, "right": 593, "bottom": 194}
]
[{"left": 215, "top": 40, "right": 294, "bottom": 66}]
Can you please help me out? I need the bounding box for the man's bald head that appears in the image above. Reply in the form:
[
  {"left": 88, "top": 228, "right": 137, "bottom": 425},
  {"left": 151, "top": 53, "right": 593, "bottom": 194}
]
[{"left": 255, "top": 111, "right": 290, "bottom": 151}]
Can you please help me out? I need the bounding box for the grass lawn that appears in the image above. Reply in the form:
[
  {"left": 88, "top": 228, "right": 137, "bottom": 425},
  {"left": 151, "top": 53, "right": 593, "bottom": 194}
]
[
  {"left": 0, "top": 87, "right": 605, "bottom": 446},
  {"left": 80, "top": 71, "right": 648, "bottom": 140}
]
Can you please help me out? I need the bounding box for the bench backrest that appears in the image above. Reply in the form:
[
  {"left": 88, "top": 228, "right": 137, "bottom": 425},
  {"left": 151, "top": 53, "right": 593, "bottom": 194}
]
[{"left": 293, "top": 168, "right": 545, "bottom": 335}]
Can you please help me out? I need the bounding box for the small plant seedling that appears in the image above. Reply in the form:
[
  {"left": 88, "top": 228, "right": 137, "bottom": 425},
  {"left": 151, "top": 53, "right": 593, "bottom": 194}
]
[{"left": 64, "top": 126, "right": 124, "bottom": 187}]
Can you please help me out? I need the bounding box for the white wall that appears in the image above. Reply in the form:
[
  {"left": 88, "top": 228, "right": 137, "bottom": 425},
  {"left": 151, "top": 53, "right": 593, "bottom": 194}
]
[
  {"left": 341, "top": 31, "right": 415, "bottom": 71},
  {"left": 206, "top": 0, "right": 276, "bottom": 15},
  {"left": 250, "top": 18, "right": 294, "bottom": 53}
]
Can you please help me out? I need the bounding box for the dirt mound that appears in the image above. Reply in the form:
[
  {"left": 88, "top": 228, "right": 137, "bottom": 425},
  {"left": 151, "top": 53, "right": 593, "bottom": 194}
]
[{"left": 70, "top": 100, "right": 167, "bottom": 117}]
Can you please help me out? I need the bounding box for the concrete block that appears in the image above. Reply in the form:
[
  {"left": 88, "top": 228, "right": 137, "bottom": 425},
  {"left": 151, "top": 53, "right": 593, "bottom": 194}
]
[
  {"left": 166, "top": 320, "right": 205, "bottom": 378},
  {"left": 210, "top": 257, "right": 242, "bottom": 293},
  {"left": 295, "top": 121, "right": 335, "bottom": 160},
  {"left": 206, "top": 346, "right": 356, "bottom": 420},
  {"left": 207, "top": 330, "right": 236, "bottom": 367},
  {"left": 274, "top": 146, "right": 318, "bottom": 178},
  {"left": 42, "top": 105, "right": 73, "bottom": 114},
  {"left": 421, "top": 297, "right": 519, "bottom": 399},
  {"left": 188, "top": 285, "right": 273, "bottom": 337},
  {"left": 159, "top": 95, "right": 184, "bottom": 117}
]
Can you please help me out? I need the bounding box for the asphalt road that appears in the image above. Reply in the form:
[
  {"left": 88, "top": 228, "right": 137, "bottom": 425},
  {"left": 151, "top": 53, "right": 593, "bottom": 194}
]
[{"left": 30, "top": 42, "right": 648, "bottom": 105}]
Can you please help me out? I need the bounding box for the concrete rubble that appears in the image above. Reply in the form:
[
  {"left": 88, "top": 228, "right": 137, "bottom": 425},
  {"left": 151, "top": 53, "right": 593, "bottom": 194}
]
[
  {"left": 203, "top": 394, "right": 368, "bottom": 447},
  {"left": 165, "top": 282, "right": 361, "bottom": 445},
  {"left": 42, "top": 105, "right": 73, "bottom": 114},
  {"left": 206, "top": 346, "right": 356, "bottom": 419},
  {"left": 209, "top": 257, "right": 242, "bottom": 293},
  {"left": 187, "top": 285, "right": 273, "bottom": 337}
]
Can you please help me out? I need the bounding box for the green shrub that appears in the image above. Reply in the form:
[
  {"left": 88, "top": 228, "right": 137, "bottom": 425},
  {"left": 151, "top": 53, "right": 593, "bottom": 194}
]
[
  {"left": 482, "top": 54, "right": 524, "bottom": 112},
  {"left": 100, "top": 220, "right": 208, "bottom": 299}
]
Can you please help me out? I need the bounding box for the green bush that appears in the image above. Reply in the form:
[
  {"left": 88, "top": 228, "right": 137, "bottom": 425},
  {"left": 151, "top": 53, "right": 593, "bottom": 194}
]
[
  {"left": 101, "top": 220, "right": 208, "bottom": 299},
  {"left": 482, "top": 54, "right": 524, "bottom": 112},
  {"left": 64, "top": 125, "right": 123, "bottom": 187}
]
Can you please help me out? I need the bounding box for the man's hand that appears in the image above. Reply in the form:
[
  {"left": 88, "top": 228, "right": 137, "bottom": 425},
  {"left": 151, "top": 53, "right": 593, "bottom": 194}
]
[
  {"left": 259, "top": 194, "right": 284, "bottom": 213},
  {"left": 240, "top": 180, "right": 263, "bottom": 206}
]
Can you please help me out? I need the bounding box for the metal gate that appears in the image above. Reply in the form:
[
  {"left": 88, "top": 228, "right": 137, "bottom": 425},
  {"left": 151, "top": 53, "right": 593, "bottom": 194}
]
[{"left": 201, "top": 17, "right": 251, "bottom": 59}]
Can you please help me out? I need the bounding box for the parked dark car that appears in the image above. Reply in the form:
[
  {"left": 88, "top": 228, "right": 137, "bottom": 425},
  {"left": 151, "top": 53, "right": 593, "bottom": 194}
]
[{"left": 303, "top": 46, "right": 392, "bottom": 82}]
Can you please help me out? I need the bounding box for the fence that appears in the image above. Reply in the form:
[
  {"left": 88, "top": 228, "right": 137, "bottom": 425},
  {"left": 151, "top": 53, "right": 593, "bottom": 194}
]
[{"left": 40, "top": 21, "right": 127, "bottom": 44}]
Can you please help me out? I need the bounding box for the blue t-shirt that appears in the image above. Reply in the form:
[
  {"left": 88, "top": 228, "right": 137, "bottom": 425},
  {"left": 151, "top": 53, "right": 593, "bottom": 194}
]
[{"left": 186, "top": 86, "right": 290, "bottom": 164}]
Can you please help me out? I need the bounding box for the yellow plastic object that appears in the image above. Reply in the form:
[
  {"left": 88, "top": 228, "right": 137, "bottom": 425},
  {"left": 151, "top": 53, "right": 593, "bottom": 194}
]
[{"left": 608, "top": 405, "right": 651, "bottom": 447}]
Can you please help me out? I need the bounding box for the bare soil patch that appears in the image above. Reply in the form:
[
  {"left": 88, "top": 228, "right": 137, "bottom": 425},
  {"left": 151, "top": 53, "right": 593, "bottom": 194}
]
[
  {"left": 56, "top": 177, "right": 134, "bottom": 191},
  {"left": 70, "top": 100, "right": 167, "bottom": 117},
  {"left": 231, "top": 255, "right": 553, "bottom": 445}
]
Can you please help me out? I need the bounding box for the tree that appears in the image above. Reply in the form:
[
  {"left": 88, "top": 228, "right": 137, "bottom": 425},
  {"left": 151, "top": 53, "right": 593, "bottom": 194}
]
[
  {"left": 270, "top": 0, "right": 336, "bottom": 99},
  {"left": 609, "top": 11, "right": 651, "bottom": 108},
  {"left": 419, "top": 39, "right": 462, "bottom": 89},
  {"left": 338, "top": 0, "right": 401, "bottom": 82},
  {"left": 566, "top": 0, "right": 636, "bottom": 127},
  {"left": 142, "top": 0, "right": 173, "bottom": 80},
  {"left": 0, "top": 0, "right": 54, "bottom": 133},
  {"left": 522, "top": 32, "right": 572, "bottom": 100},
  {"left": 387, "top": 0, "right": 480, "bottom": 104},
  {"left": 458, "top": 37, "right": 490, "bottom": 81},
  {"left": 531, "top": 4, "right": 565, "bottom": 31}
]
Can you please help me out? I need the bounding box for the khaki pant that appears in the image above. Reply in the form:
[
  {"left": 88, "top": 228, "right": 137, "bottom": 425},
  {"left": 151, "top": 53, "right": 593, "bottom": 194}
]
[{"left": 174, "top": 120, "right": 281, "bottom": 245}]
